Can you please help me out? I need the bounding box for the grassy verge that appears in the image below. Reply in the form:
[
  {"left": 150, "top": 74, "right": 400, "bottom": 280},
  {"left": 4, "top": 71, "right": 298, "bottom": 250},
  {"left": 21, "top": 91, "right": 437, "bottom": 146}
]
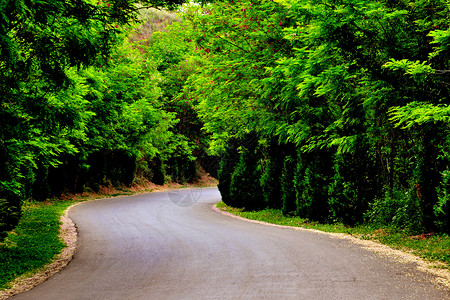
[
  {"left": 0, "top": 200, "right": 73, "bottom": 289},
  {"left": 216, "top": 202, "right": 450, "bottom": 268}
]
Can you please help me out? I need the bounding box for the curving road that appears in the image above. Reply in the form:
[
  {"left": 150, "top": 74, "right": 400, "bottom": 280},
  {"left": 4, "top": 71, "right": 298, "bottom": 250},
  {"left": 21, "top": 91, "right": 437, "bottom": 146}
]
[{"left": 12, "top": 187, "right": 449, "bottom": 299}]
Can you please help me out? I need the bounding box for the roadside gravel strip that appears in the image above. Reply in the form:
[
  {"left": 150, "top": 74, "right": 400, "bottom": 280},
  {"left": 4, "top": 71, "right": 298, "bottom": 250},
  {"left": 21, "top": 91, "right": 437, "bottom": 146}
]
[
  {"left": 0, "top": 205, "right": 78, "bottom": 300},
  {"left": 212, "top": 204, "right": 450, "bottom": 291}
]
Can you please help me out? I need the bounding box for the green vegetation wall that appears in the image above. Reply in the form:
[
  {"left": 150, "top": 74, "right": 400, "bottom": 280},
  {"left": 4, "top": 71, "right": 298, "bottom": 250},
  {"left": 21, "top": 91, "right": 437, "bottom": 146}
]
[
  {"left": 177, "top": 0, "right": 450, "bottom": 233},
  {"left": 4, "top": 0, "right": 450, "bottom": 239},
  {"left": 0, "top": 0, "right": 201, "bottom": 240}
]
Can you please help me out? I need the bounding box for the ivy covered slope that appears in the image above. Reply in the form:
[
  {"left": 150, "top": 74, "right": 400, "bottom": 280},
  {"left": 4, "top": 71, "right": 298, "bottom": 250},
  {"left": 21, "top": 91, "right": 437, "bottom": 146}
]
[
  {"left": 178, "top": 0, "right": 450, "bottom": 234},
  {"left": 0, "top": 0, "right": 209, "bottom": 240}
]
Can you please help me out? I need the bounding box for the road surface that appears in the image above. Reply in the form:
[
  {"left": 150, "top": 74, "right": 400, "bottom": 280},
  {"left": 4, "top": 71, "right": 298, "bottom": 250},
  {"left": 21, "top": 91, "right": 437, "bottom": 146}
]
[{"left": 12, "top": 187, "right": 449, "bottom": 299}]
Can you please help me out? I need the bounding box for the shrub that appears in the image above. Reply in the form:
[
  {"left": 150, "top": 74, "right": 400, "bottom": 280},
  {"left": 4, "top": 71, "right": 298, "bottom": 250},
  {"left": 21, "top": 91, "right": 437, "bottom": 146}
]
[
  {"left": 32, "top": 166, "right": 51, "bottom": 201},
  {"left": 435, "top": 169, "right": 450, "bottom": 233},
  {"left": 229, "top": 147, "right": 264, "bottom": 210},
  {"left": 365, "top": 188, "right": 424, "bottom": 233},
  {"left": 0, "top": 195, "right": 21, "bottom": 241},
  {"left": 217, "top": 147, "right": 239, "bottom": 207},
  {"left": 295, "top": 153, "right": 331, "bottom": 222},
  {"left": 260, "top": 139, "right": 284, "bottom": 209},
  {"left": 327, "top": 150, "right": 380, "bottom": 226},
  {"left": 166, "top": 154, "right": 197, "bottom": 183},
  {"left": 151, "top": 154, "right": 166, "bottom": 185},
  {"left": 327, "top": 156, "right": 360, "bottom": 225},
  {"left": 281, "top": 154, "right": 297, "bottom": 216}
]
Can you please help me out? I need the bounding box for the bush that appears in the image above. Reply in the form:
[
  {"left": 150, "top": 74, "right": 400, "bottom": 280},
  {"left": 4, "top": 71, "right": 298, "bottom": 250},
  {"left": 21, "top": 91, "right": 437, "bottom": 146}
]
[
  {"left": 365, "top": 188, "right": 424, "bottom": 233},
  {"left": 435, "top": 169, "right": 450, "bottom": 233},
  {"left": 260, "top": 139, "right": 284, "bottom": 209},
  {"left": 198, "top": 153, "right": 219, "bottom": 179},
  {"left": 327, "top": 150, "right": 380, "bottom": 226},
  {"left": 166, "top": 154, "right": 197, "bottom": 183},
  {"left": 0, "top": 194, "right": 21, "bottom": 241},
  {"left": 32, "top": 165, "right": 51, "bottom": 201},
  {"left": 217, "top": 146, "right": 239, "bottom": 207},
  {"left": 281, "top": 154, "right": 297, "bottom": 216},
  {"left": 150, "top": 154, "right": 166, "bottom": 185},
  {"left": 229, "top": 147, "right": 264, "bottom": 210},
  {"left": 0, "top": 147, "right": 24, "bottom": 240},
  {"left": 295, "top": 151, "right": 332, "bottom": 222},
  {"left": 327, "top": 156, "right": 360, "bottom": 225}
]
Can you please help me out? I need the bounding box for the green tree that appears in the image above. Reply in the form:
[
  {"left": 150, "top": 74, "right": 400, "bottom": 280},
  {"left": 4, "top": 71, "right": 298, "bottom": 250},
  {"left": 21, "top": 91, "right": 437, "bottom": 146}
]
[
  {"left": 229, "top": 143, "right": 264, "bottom": 210},
  {"left": 295, "top": 150, "right": 332, "bottom": 222},
  {"left": 281, "top": 153, "right": 297, "bottom": 216},
  {"left": 260, "top": 138, "right": 284, "bottom": 209},
  {"left": 0, "top": 0, "right": 187, "bottom": 238},
  {"left": 174, "top": 0, "right": 450, "bottom": 232},
  {"left": 217, "top": 143, "right": 239, "bottom": 207}
]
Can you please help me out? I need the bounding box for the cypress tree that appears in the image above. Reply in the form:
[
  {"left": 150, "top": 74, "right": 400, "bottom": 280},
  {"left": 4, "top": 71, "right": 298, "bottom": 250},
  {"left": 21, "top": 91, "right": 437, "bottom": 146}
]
[
  {"left": 260, "top": 138, "right": 284, "bottom": 209},
  {"left": 281, "top": 154, "right": 297, "bottom": 216},
  {"left": 229, "top": 147, "right": 264, "bottom": 210},
  {"left": 217, "top": 144, "right": 239, "bottom": 207}
]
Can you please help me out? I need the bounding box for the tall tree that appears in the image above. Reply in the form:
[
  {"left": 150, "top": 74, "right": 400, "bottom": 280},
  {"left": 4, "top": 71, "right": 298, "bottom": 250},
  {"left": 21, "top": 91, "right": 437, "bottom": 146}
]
[{"left": 0, "top": 0, "right": 186, "bottom": 238}]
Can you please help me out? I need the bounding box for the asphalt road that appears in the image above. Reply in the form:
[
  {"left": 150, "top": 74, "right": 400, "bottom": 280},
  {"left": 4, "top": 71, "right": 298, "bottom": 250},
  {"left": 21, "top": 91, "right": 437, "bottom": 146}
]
[{"left": 12, "top": 187, "right": 449, "bottom": 299}]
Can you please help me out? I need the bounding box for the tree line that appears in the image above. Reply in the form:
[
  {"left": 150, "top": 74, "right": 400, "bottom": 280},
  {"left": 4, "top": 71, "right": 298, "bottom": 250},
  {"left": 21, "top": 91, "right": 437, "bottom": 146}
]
[
  {"left": 177, "top": 0, "right": 450, "bottom": 234},
  {"left": 0, "top": 0, "right": 211, "bottom": 239},
  {"left": 2, "top": 0, "right": 450, "bottom": 239}
]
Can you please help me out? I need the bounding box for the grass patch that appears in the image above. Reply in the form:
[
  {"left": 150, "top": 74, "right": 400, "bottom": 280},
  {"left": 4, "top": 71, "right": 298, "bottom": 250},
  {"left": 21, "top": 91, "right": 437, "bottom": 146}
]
[
  {"left": 0, "top": 200, "right": 73, "bottom": 289},
  {"left": 216, "top": 201, "right": 450, "bottom": 267}
]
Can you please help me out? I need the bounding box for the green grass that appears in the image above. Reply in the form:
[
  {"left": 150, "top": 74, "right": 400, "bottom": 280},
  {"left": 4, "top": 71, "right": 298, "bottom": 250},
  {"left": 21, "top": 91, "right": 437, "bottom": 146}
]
[
  {"left": 0, "top": 200, "right": 74, "bottom": 289},
  {"left": 216, "top": 202, "right": 450, "bottom": 268}
]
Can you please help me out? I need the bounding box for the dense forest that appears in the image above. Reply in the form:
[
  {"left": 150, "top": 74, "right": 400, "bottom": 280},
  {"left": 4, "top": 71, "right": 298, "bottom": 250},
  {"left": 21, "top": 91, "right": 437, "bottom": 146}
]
[{"left": 1, "top": 0, "right": 450, "bottom": 239}]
